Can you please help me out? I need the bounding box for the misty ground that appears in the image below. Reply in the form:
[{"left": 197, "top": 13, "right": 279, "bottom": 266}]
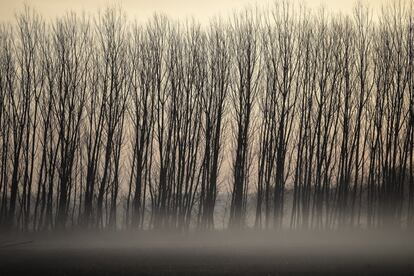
[{"left": 1, "top": 230, "right": 414, "bottom": 275}]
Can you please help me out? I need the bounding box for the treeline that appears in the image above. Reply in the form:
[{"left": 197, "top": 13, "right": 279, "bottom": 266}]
[{"left": 0, "top": 2, "right": 413, "bottom": 231}]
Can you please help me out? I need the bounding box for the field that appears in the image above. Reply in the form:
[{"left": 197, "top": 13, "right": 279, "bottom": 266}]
[{"left": 1, "top": 230, "right": 414, "bottom": 275}]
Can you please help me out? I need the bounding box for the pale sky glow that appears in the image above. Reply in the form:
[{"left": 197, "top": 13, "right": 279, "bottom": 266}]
[{"left": 0, "top": 0, "right": 390, "bottom": 24}]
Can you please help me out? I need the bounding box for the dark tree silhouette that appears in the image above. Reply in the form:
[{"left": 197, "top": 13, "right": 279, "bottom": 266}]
[{"left": 0, "top": 2, "right": 412, "bottom": 232}]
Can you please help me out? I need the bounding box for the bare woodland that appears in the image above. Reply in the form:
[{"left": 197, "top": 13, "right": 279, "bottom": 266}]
[{"left": 0, "top": 2, "right": 413, "bottom": 231}]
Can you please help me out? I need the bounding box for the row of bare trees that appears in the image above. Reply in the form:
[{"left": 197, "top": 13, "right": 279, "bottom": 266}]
[{"left": 0, "top": 2, "right": 413, "bottom": 231}]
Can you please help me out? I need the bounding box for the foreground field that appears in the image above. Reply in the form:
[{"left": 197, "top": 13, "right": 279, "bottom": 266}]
[{"left": 1, "top": 230, "right": 414, "bottom": 275}]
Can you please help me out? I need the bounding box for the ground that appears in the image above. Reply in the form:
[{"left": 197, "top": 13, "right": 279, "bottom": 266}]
[{"left": 1, "top": 230, "right": 414, "bottom": 275}]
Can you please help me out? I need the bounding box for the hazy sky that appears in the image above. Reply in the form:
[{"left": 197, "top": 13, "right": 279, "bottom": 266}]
[{"left": 0, "top": 0, "right": 390, "bottom": 23}]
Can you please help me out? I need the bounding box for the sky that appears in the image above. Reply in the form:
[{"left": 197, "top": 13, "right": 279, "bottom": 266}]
[{"left": 0, "top": 0, "right": 391, "bottom": 24}]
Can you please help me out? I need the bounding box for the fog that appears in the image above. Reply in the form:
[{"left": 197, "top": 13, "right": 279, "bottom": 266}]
[{"left": 1, "top": 230, "right": 414, "bottom": 275}]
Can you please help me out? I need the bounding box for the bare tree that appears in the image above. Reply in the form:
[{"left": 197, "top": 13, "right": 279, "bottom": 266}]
[
  {"left": 198, "top": 22, "right": 230, "bottom": 230},
  {"left": 229, "top": 10, "right": 261, "bottom": 229},
  {"left": 94, "top": 7, "right": 128, "bottom": 229}
]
